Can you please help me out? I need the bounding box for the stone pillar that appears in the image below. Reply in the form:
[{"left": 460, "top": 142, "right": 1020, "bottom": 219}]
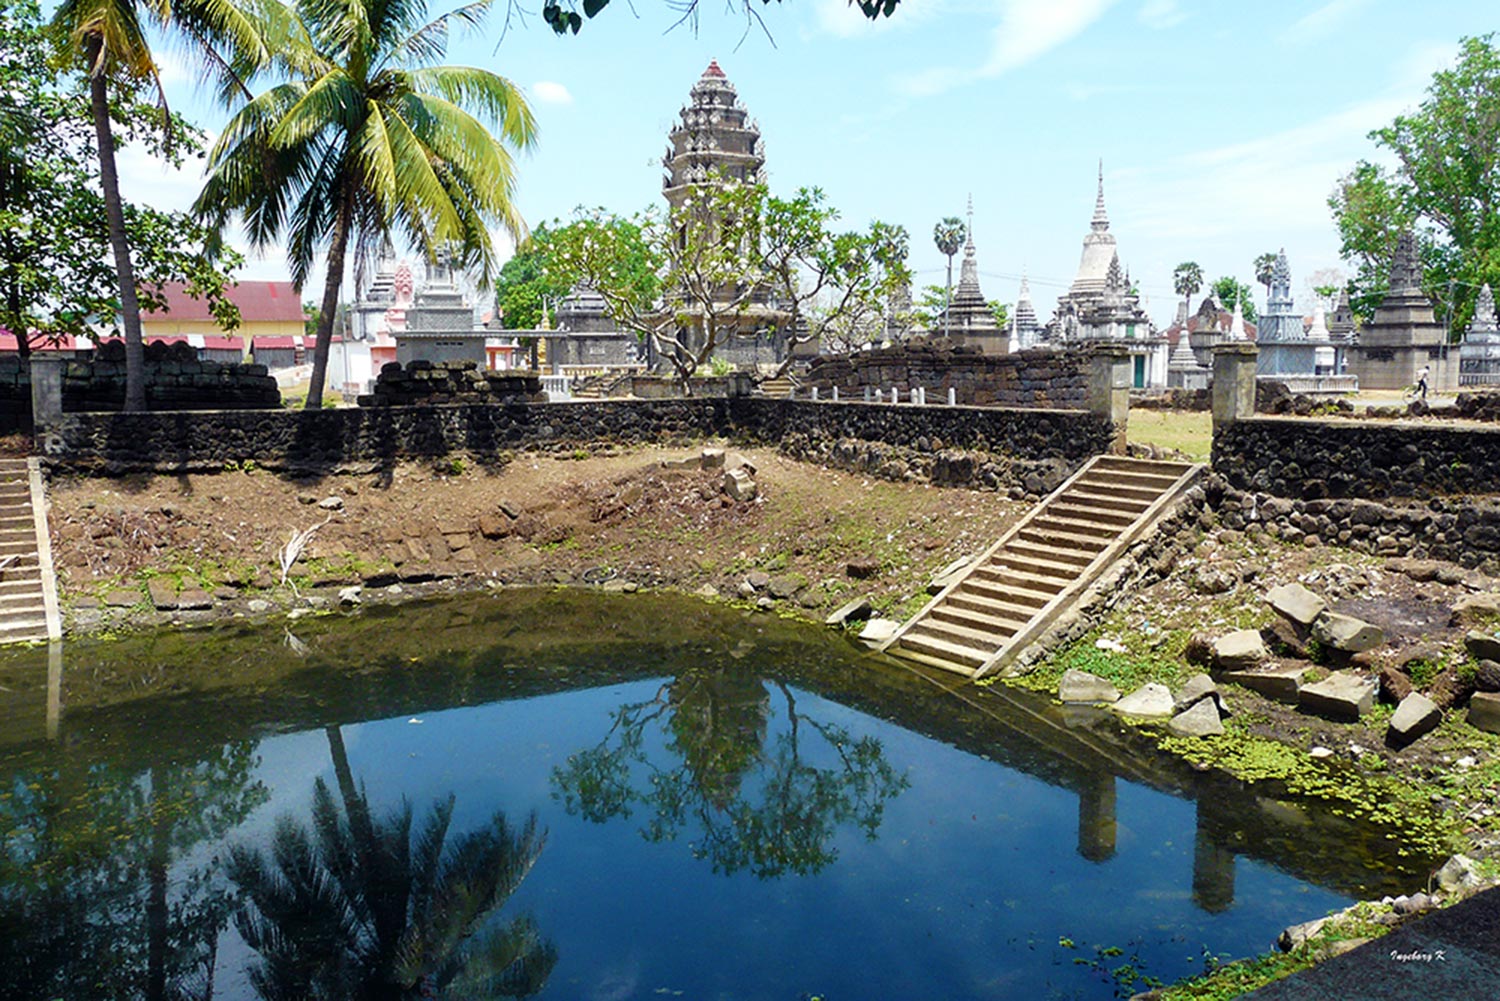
[
  {"left": 1085, "top": 345, "right": 1131, "bottom": 454},
  {"left": 947, "top": 387, "right": 956, "bottom": 406},
  {"left": 1211, "top": 343, "right": 1259, "bottom": 428},
  {"left": 28, "top": 355, "right": 65, "bottom": 432},
  {"left": 1076, "top": 772, "right": 1117, "bottom": 862},
  {"left": 831, "top": 386, "right": 839, "bottom": 402},
  {"left": 810, "top": 386, "right": 819, "bottom": 401}
]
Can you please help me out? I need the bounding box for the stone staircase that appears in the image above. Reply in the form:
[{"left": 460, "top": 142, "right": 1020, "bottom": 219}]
[
  {"left": 757, "top": 374, "right": 798, "bottom": 398},
  {"left": 0, "top": 457, "right": 61, "bottom": 645},
  {"left": 882, "top": 455, "right": 1203, "bottom": 679}
]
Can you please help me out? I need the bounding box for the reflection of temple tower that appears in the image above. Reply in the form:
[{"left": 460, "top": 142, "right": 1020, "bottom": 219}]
[
  {"left": 1192, "top": 802, "right": 1236, "bottom": 913},
  {"left": 668, "top": 670, "right": 770, "bottom": 809},
  {"left": 1076, "top": 772, "right": 1117, "bottom": 862}
]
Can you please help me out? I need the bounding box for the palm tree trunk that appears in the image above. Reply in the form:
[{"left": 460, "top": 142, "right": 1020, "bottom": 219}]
[
  {"left": 305, "top": 196, "right": 354, "bottom": 409},
  {"left": 86, "top": 42, "right": 148, "bottom": 413}
]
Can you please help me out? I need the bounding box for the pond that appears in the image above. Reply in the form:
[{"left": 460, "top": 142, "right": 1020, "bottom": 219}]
[{"left": 0, "top": 589, "right": 1430, "bottom": 1000}]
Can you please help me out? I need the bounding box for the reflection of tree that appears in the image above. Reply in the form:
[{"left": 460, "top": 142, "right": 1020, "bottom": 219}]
[
  {"left": 227, "top": 727, "right": 556, "bottom": 1000},
  {"left": 0, "top": 741, "right": 267, "bottom": 1000},
  {"left": 553, "top": 672, "right": 909, "bottom": 878}
]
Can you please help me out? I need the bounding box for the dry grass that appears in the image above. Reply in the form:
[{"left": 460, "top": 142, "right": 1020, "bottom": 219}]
[{"left": 1129, "top": 408, "right": 1212, "bottom": 461}]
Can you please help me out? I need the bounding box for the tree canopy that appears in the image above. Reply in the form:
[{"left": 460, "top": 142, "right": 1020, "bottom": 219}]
[
  {"left": 1329, "top": 33, "right": 1500, "bottom": 330},
  {"left": 1, "top": 0, "right": 240, "bottom": 359},
  {"left": 196, "top": 0, "right": 538, "bottom": 407},
  {"left": 1212, "top": 276, "right": 1257, "bottom": 323}
]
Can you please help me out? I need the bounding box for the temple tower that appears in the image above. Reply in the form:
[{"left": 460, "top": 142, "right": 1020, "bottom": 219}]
[
  {"left": 1346, "top": 231, "right": 1454, "bottom": 391},
  {"left": 938, "top": 195, "right": 1005, "bottom": 354},
  {"left": 1010, "top": 272, "right": 1040, "bottom": 353},
  {"left": 1461, "top": 283, "right": 1500, "bottom": 386},
  {"left": 663, "top": 60, "right": 765, "bottom": 211}
]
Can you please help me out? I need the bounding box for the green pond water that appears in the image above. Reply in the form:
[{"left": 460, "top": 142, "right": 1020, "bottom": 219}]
[{"left": 0, "top": 589, "right": 1432, "bottom": 1000}]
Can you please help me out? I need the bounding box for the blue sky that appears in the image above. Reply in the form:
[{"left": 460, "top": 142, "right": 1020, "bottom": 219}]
[{"left": 128, "top": 0, "right": 1498, "bottom": 326}]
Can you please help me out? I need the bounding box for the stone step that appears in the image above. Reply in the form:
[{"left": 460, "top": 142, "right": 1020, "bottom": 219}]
[
  {"left": 968, "top": 565, "right": 1068, "bottom": 595},
  {"left": 0, "top": 600, "right": 47, "bottom": 623},
  {"left": 1016, "top": 525, "right": 1111, "bottom": 552},
  {"left": 0, "top": 586, "right": 44, "bottom": 604},
  {"left": 1077, "top": 467, "right": 1183, "bottom": 489},
  {"left": 992, "top": 551, "right": 1086, "bottom": 579},
  {"left": 0, "top": 573, "right": 43, "bottom": 591},
  {"left": 946, "top": 589, "right": 1049, "bottom": 619},
  {"left": 1027, "top": 514, "right": 1119, "bottom": 540},
  {"left": 0, "top": 619, "right": 49, "bottom": 643},
  {"left": 1003, "top": 540, "right": 1096, "bottom": 569},
  {"left": 1057, "top": 489, "right": 1154, "bottom": 514},
  {"left": 915, "top": 614, "right": 1014, "bottom": 649},
  {"left": 930, "top": 603, "right": 1028, "bottom": 635},
  {"left": 0, "top": 539, "right": 37, "bottom": 556},
  {"left": 1071, "top": 478, "right": 1165, "bottom": 503},
  {"left": 1045, "top": 501, "right": 1136, "bottom": 526},
  {"left": 897, "top": 630, "right": 988, "bottom": 669}
]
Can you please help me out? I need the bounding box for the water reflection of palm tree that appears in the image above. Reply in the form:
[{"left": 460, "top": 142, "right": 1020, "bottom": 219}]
[
  {"left": 553, "top": 671, "right": 908, "bottom": 878},
  {"left": 227, "top": 726, "right": 556, "bottom": 999}
]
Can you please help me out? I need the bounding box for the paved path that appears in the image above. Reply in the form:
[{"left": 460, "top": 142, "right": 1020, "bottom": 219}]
[{"left": 1245, "top": 885, "right": 1500, "bottom": 1000}]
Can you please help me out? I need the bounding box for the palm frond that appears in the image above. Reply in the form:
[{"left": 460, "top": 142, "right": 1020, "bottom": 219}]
[
  {"left": 379, "top": 0, "right": 492, "bottom": 70},
  {"left": 403, "top": 64, "right": 537, "bottom": 149}
]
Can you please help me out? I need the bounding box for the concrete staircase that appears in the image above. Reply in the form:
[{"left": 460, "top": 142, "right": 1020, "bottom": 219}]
[
  {"left": 0, "top": 458, "right": 61, "bottom": 644},
  {"left": 882, "top": 455, "right": 1203, "bottom": 679}
]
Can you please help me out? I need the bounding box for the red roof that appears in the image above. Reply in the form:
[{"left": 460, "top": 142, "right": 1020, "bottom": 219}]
[
  {"left": 0, "top": 330, "right": 82, "bottom": 352},
  {"left": 146, "top": 281, "right": 304, "bottom": 324},
  {"left": 703, "top": 59, "right": 725, "bottom": 78},
  {"left": 251, "top": 335, "right": 306, "bottom": 349}
]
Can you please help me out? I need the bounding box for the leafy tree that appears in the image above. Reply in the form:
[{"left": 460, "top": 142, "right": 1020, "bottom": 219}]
[
  {"left": 932, "top": 217, "right": 964, "bottom": 336},
  {"left": 48, "top": 0, "right": 270, "bottom": 411},
  {"left": 493, "top": 224, "right": 574, "bottom": 331},
  {"left": 1, "top": 1, "right": 241, "bottom": 359},
  {"left": 1211, "top": 276, "right": 1257, "bottom": 323},
  {"left": 758, "top": 191, "right": 909, "bottom": 373},
  {"left": 1253, "top": 251, "right": 1277, "bottom": 299},
  {"left": 1172, "top": 261, "right": 1203, "bottom": 321},
  {"left": 196, "top": 0, "right": 538, "bottom": 409},
  {"left": 546, "top": 183, "right": 899, "bottom": 385},
  {"left": 990, "top": 300, "right": 1010, "bottom": 329},
  {"left": 1328, "top": 33, "right": 1500, "bottom": 330}
]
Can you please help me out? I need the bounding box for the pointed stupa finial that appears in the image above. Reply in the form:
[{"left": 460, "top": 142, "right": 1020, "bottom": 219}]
[
  {"left": 1470, "top": 283, "right": 1498, "bottom": 335},
  {"left": 1308, "top": 304, "right": 1331, "bottom": 342},
  {"left": 964, "top": 193, "right": 976, "bottom": 257},
  {"left": 1091, "top": 158, "right": 1109, "bottom": 232},
  {"left": 703, "top": 59, "right": 726, "bottom": 78},
  {"left": 1018, "top": 268, "right": 1031, "bottom": 300}
]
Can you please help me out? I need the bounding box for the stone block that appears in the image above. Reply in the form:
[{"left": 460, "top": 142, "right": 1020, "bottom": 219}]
[
  {"left": 1173, "top": 673, "right": 1222, "bottom": 713},
  {"left": 1464, "top": 630, "right": 1500, "bottom": 663},
  {"left": 1299, "top": 673, "right": 1377, "bottom": 722},
  {"left": 700, "top": 448, "right": 726, "bottom": 469},
  {"left": 176, "top": 589, "right": 214, "bottom": 611},
  {"left": 1311, "top": 613, "right": 1384, "bottom": 653},
  {"left": 1265, "top": 582, "right": 1326, "bottom": 628},
  {"left": 1451, "top": 592, "right": 1500, "bottom": 629},
  {"left": 1468, "top": 692, "right": 1500, "bottom": 735},
  {"left": 148, "top": 580, "right": 178, "bottom": 611},
  {"left": 825, "top": 597, "right": 872, "bottom": 627},
  {"left": 1058, "top": 669, "right": 1120, "bottom": 704},
  {"left": 723, "top": 468, "right": 758, "bottom": 501},
  {"left": 104, "top": 588, "right": 143, "bottom": 608},
  {"left": 1167, "top": 698, "right": 1224, "bottom": 737},
  {"left": 858, "top": 618, "right": 899, "bottom": 647},
  {"left": 1111, "top": 683, "right": 1175, "bottom": 719},
  {"left": 1222, "top": 663, "right": 1312, "bottom": 703},
  {"left": 1387, "top": 692, "right": 1441, "bottom": 746},
  {"left": 1213, "top": 628, "right": 1269, "bottom": 670}
]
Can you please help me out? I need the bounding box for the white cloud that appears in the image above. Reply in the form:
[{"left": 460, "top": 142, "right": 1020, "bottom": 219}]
[
  {"left": 531, "top": 80, "right": 574, "bottom": 105},
  {"left": 1279, "top": 0, "right": 1370, "bottom": 46},
  {"left": 1137, "top": 0, "right": 1185, "bottom": 30},
  {"left": 895, "top": 0, "right": 1119, "bottom": 97}
]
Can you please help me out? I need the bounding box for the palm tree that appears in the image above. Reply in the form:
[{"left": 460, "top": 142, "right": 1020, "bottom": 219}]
[
  {"left": 228, "top": 729, "right": 556, "bottom": 999},
  {"left": 196, "top": 0, "right": 537, "bottom": 409},
  {"left": 50, "top": 0, "right": 273, "bottom": 413},
  {"left": 1254, "top": 251, "right": 1277, "bottom": 302},
  {"left": 1173, "top": 260, "right": 1203, "bottom": 325},
  {"left": 932, "top": 217, "right": 964, "bottom": 337}
]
